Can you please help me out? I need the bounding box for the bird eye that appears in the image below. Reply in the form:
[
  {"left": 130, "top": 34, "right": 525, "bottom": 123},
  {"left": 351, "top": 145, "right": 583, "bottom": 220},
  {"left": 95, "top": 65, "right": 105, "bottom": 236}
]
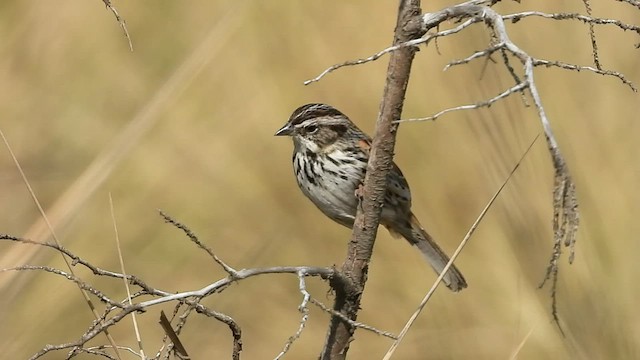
[{"left": 306, "top": 125, "right": 318, "bottom": 134}]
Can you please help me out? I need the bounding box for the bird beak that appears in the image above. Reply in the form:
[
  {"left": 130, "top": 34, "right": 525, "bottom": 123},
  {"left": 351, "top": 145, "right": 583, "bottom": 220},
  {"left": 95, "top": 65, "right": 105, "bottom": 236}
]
[{"left": 274, "top": 123, "right": 293, "bottom": 136}]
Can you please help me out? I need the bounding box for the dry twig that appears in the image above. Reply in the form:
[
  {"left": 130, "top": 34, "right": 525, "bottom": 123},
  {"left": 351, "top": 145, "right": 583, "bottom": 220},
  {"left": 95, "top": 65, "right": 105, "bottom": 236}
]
[
  {"left": 2, "top": 223, "right": 395, "bottom": 360},
  {"left": 159, "top": 210, "right": 239, "bottom": 276},
  {"left": 101, "top": 0, "right": 133, "bottom": 51},
  {"left": 274, "top": 271, "right": 312, "bottom": 359}
]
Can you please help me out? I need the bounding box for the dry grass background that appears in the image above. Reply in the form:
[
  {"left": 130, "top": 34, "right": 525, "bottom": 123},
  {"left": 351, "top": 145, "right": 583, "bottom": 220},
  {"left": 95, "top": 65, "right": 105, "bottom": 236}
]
[{"left": 0, "top": 1, "right": 638, "bottom": 359}]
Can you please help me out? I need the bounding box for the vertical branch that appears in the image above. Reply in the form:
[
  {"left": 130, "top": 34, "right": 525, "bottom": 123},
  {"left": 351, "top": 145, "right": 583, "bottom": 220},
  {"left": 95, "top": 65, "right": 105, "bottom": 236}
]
[{"left": 320, "top": 1, "right": 426, "bottom": 358}]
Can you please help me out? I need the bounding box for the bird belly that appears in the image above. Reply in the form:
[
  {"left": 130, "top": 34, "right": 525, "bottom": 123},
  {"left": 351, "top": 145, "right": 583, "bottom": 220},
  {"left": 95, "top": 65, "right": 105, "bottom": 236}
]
[{"left": 293, "top": 151, "right": 363, "bottom": 227}]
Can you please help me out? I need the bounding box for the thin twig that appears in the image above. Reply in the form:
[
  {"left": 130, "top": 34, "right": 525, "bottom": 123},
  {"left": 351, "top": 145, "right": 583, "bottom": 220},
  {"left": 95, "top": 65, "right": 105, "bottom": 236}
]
[
  {"left": 310, "top": 298, "right": 397, "bottom": 339},
  {"left": 68, "top": 346, "right": 118, "bottom": 359},
  {"left": 1, "top": 265, "right": 124, "bottom": 309},
  {"left": 192, "top": 304, "right": 242, "bottom": 360},
  {"left": 9, "top": 239, "right": 331, "bottom": 360},
  {"left": 398, "top": 82, "right": 527, "bottom": 122},
  {"left": 274, "top": 271, "right": 312, "bottom": 359},
  {"left": 500, "top": 48, "right": 530, "bottom": 107},
  {"left": 304, "top": 17, "right": 479, "bottom": 85},
  {"left": 0, "top": 235, "right": 162, "bottom": 296},
  {"left": 138, "top": 266, "right": 335, "bottom": 308},
  {"left": 504, "top": 11, "right": 640, "bottom": 35},
  {"left": 617, "top": 0, "right": 640, "bottom": 10},
  {"left": 533, "top": 59, "right": 636, "bottom": 91},
  {"left": 101, "top": 0, "right": 133, "bottom": 51},
  {"left": 85, "top": 346, "right": 142, "bottom": 358},
  {"left": 581, "top": 0, "right": 601, "bottom": 69},
  {"left": 110, "top": 194, "right": 146, "bottom": 358},
  {"left": 159, "top": 210, "right": 239, "bottom": 276},
  {"left": 444, "top": 43, "right": 505, "bottom": 70}
]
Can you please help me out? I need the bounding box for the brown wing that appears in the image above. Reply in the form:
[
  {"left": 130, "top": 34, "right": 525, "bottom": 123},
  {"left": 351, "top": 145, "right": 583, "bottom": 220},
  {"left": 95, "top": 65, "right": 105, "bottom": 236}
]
[
  {"left": 356, "top": 136, "right": 413, "bottom": 215},
  {"left": 386, "top": 162, "right": 412, "bottom": 212}
]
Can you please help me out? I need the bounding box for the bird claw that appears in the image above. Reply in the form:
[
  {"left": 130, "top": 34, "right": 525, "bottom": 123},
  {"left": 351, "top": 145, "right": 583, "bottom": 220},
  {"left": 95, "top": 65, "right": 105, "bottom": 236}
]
[
  {"left": 355, "top": 183, "right": 364, "bottom": 200},
  {"left": 355, "top": 183, "right": 365, "bottom": 211}
]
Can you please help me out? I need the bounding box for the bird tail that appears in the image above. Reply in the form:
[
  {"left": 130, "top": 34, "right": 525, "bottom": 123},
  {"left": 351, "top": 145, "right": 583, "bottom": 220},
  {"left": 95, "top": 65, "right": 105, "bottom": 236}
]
[{"left": 389, "top": 213, "right": 467, "bottom": 292}]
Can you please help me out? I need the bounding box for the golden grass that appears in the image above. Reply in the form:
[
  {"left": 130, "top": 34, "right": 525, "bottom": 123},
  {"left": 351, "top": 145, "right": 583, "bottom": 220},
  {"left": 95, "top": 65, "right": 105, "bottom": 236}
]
[{"left": 0, "top": 1, "right": 638, "bottom": 359}]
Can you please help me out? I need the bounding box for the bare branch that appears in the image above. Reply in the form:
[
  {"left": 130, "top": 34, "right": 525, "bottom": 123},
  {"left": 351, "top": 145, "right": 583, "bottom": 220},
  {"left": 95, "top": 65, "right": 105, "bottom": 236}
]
[
  {"left": 475, "top": 5, "right": 583, "bottom": 328},
  {"left": 304, "top": 17, "right": 478, "bottom": 85},
  {"left": 68, "top": 346, "right": 118, "bottom": 359},
  {"left": 320, "top": 1, "right": 426, "bottom": 357},
  {"left": 139, "top": 266, "right": 335, "bottom": 308},
  {"left": 443, "top": 43, "right": 505, "bottom": 70},
  {"left": 85, "top": 345, "right": 142, "bottom": 358},
  {"left": 533, "top": 59, "right": 637, "bottom": 91},
  {"left": 306, "top": 6, "right": 639, "bottom": 92},
  {"left": 581, "top": 0, "right": 601, "bottom": 69},
  {"left": 101, "top": 0, "right": 133, "bottom": 51},
  {"left": 525, "top": 58, "right": 579, "bottom": 334},
  {"left": 2, "top": 265, "right": 125, "bottom": 309},
  {"left": 29, "top": 301, "right": 144, "bottom": 360},
  {"left": 21, "top": 258, "right": 333, "bottom": 359},
  {"left": 274, "top": 271, "right": 312, "bottom": 359},
  {"left": 617, "top": 0, "right": 640, "bottom": 9},
  {"left": 159, "top": 210, "right": 239, "bottom": 277},
  {"left": 397, "top": 81, "right": 527, "bottom": 122},
  {"left": 504, "top": 11, "right": 640, "bottom": 36},
  {"left": 4, "top": 232, "right": 346, "bottom": 360},
  {"left": 194, "top": 305, "right": 242, "bottom": 360},
  {"left": 0, "top": 235, "right": 162, "bottom": 296},
  {"left": 310, "top": 298, "right": 397, "bottom": 340}
]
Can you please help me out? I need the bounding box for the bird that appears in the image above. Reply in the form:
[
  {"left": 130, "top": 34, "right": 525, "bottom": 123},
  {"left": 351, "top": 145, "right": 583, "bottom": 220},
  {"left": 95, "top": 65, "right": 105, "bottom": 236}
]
[{"left": 275, "top": 103, "right": 467, "bottom": 291}]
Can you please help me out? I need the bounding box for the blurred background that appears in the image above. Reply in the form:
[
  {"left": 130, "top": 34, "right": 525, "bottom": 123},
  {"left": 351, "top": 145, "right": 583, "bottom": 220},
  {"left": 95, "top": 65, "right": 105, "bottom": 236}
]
[{"left": 0, "top": 1, "right": 638, "bottom": 359}]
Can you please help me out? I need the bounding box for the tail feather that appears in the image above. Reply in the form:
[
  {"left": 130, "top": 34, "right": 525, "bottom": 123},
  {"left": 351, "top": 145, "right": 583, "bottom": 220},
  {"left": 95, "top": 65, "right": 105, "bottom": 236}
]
[{"left": 389, "top": 214, "right": 467, "bottom": 292}]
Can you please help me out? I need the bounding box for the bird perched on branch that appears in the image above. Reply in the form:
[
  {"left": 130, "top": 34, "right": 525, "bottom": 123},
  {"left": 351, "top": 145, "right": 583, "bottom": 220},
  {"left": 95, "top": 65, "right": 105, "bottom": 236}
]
[{"left": 276, "top": 103, "right": 466, "bottom": 292}]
